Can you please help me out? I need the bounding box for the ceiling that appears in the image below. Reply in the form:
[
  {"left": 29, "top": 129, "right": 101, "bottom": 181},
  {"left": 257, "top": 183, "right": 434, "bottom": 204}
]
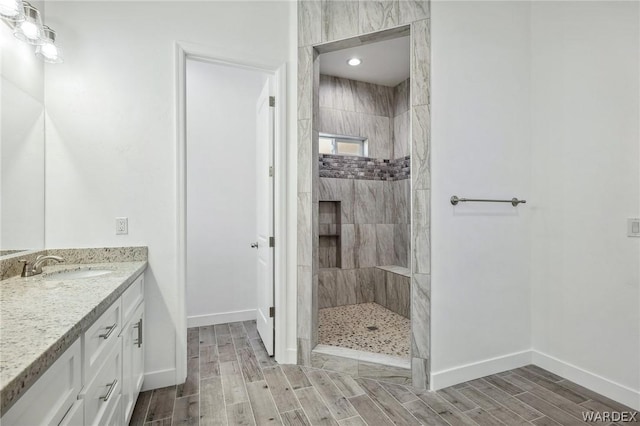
[{"left": 319, "top": 36, "right": 410, "bottom": 87}]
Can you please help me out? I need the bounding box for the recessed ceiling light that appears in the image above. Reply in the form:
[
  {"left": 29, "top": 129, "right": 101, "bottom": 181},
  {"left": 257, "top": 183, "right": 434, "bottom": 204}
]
[{"left": 347, "top": 58, "right": 361, "bottom": 67}]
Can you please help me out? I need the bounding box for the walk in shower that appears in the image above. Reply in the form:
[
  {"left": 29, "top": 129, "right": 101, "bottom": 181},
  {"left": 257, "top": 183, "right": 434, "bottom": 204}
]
[{"left": 315, "top": 35, "right": 412, "bottom": 366}]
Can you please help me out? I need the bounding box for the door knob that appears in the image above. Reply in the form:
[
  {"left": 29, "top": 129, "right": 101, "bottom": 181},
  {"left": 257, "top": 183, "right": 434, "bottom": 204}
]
[{"left": 251, "top": 242, "right": 259, "bottom": 249}]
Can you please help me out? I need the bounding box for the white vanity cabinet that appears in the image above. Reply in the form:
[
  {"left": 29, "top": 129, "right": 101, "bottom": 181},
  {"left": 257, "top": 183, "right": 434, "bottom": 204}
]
[
  {"left": 1, "top": 272, "right": 145, "bottom": 426},
  {"left": 79, "top": 340, "right": 123, "bottom": 426},
  {"left": 0, "top": 341, "right": 83, "bottom": 426},
  {"left": 120, "top": 280, "right": 145, "bottom": 424}
]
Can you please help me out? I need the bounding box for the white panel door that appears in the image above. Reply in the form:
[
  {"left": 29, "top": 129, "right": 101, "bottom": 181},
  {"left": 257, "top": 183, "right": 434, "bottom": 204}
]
[{"left": 255, "top": 78, "right": 275, "bottom": 355}]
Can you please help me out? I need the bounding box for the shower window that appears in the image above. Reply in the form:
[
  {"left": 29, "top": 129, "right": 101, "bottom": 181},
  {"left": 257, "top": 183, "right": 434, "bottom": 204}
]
[{"left": 319, "top": 133, "right": 368, "bottom": 157}]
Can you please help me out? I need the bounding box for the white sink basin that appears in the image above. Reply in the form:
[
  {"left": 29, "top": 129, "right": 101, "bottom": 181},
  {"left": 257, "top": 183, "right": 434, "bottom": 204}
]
[{"left": 44, "top": 269, "right": 113, "bottom": 280}]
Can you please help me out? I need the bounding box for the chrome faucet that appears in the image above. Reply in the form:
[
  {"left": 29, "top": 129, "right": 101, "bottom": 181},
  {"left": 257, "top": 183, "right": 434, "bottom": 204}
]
[{"left": 21, "top": 255, "right": 65, "bottom": 277}]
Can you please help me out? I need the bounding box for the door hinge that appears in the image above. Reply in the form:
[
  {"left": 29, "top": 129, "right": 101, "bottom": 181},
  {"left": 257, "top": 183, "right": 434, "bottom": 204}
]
[
  {"left": 269, "top": 96, "right": 275, "bottom": 107},
  {"left": 269, "top": 236, "right": 275, "bottom": 247},
  {"left": 269, "top": 306, "right": 275, "bottom": 318},
  {"left": 269, "top": 166, "right": 274, "bottom": 177}
]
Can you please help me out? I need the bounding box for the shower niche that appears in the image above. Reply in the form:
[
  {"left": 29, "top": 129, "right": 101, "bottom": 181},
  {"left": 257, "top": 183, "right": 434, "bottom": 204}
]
[{"left": 319, "top": 201, "right": 341, "bottom": 269}]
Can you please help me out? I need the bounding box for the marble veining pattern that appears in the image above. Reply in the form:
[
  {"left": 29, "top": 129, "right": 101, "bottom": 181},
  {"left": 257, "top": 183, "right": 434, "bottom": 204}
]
[
  {"left": 319, "top": 75, "right": 397, "bottom": 159},
  {"left": 411, "top": 273, "right": 430, "bottom": 359},
  {"left": 359, "top": 0, "right": 399, "bottom": 34},
  {"left": 298, "top": 0, "right": 322, "bottom": 46},
  {"left": 411, "top": 19, "right": 431, "bottom": 108},
  {"left": 298, "top": 0, "right": 431, "bottom": 388},
  {"left": 314, "top": 344, "right": 410, "bottom": 369},
  {"left": 0, "top": 260, "right": 147, "bottom": 415},
  {"left": 319, "top": 303, "right": 410, "bottom": 358},
  {"left": 399, "top": 0, "right": 430, "bottom": 24},
  {"left": 376, "top": 265, "right": 411, "bottom": 277},
  {"left": 322, "top": 0, "right": 359, "bottom": 42}
]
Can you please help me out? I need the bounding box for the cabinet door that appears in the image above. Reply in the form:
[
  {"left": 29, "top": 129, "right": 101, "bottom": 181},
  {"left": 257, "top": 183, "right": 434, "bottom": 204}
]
[
  {"left": 1, "top": 341, "right": 81, "bottom": 426},
  {"left": 58, "top": 399, "right": 84, "bottom": 426},
  {"left": 122, "top": 302, "right": 145, "bottom": 424},
  {"left": 132, "top": 303, "right": 145, "bottom": 394},
  {"left": 80, "top": 339, "right": 122, "bottom": 426}
]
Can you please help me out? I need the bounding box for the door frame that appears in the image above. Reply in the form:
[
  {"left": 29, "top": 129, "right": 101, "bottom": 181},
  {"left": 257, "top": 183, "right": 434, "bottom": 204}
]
[{"left": 174, "top": 41, "right": 288, "bottom": 383}]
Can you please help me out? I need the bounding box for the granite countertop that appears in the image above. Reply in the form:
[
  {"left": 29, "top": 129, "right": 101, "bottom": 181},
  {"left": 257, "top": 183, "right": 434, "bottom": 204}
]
[{"left": 0, "top": 261, "right": 147, "bottom": 415}]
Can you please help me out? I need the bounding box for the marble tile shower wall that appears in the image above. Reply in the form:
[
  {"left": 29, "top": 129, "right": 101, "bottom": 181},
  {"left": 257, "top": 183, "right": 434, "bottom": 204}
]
[
  {"left": 319, "top": 75, "right": 394, "bottom": 159},
  {"left": 318, "top": 177, "right": 410, "bottom": 312},
  {"left": 319, "top": 75, "right": 410, "bottom": 161},
  {"left": 393, "top": 78, "right": 410, "bottom": 158},
  {"left": 297, "top": 0, "right": 430, "bottom": 389}
]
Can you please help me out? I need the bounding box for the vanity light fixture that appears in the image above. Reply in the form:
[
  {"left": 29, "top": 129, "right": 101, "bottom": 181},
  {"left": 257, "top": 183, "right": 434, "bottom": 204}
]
[
  {"left": 0, "top": 0, "right": 24, "bottom": 21},
  {"left": 1, "top": 1, "right": 64, "bottom": 63},
  {"left": 13, "top": 2, "right": 44, "bottom": 45},
  {"left": 35, "top": 26, "right": 63, "bottom": 63},
  {"left": 347, "top": 57, "right": 362, "bottom": 66}
]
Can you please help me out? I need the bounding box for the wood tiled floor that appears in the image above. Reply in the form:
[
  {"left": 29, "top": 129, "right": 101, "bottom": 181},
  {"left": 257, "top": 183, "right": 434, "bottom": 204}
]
[{"left": 129, "top": 321, "right": 638, "bottom": 425}]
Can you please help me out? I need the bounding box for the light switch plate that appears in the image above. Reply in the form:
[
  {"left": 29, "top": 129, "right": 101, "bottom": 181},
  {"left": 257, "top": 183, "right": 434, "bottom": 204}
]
[
  {"left": 628, "top": 218, "right": 640, "bottom": 237},
  {"left": 116, "top": 217, "right": 128, "bottom": 235}
]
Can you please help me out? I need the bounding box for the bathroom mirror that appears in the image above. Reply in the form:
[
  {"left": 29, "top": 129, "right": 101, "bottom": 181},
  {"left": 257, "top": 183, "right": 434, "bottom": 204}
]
[{"left": 0, "top": 16, "right": 46, "bottom": 258}]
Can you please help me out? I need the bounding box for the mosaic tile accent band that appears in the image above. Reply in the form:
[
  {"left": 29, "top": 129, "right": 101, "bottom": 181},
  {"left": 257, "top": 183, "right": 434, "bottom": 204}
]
[{"left": 319, "top": 154, "right": 410, "bottom": 181}]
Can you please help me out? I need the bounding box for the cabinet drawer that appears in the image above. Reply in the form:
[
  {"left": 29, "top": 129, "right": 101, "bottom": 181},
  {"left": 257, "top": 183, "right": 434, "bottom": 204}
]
[
  {"left": 1, "top": 341, "right": 81, "bottom": 426},
  {"left": 102, "top": 394, "right": 123, "bottom": 426},
  {"left": 121, "top": 274, "right": 144, "bottom": 327},
  {"left": 80, "top": 338, "right": 122, "bottom": 426},
  {"left": 58, "top": 399, "right": 84, "bottom": 426},
  {"left": 84, "top": 300, "right": 121, "bottom": 384}
]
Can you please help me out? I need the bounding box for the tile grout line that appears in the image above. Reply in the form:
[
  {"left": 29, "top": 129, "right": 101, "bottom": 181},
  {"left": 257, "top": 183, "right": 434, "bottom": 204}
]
[
  {"left": 463, "top": 378, "right": 540, "bottom": 425},
  {"left": 142, "top": 389, "right": 153, "bottom": 424},
  {"left": 306, "top": 369, "right": 351, "bottom": 422},
  {"left": 237, "top": 323, "right": 259, "bottom": 426},
  {"left": 245, "top": 322, "right": 287, "bottom": 425},
  {"left": 170, "top": 388, "right": 178, "bottom": 424},
  {"left": 502, "top": 373, "right": 599, "bottom": 424},
  {"left": 467, "top": 377, "right": 545, "bottom": 423},
  {"left": 351, "top": 377, "right": 403, "bottom": 426},
  {"left": 218, "top": 326, "right": 233, "bottom": 426},
  {"left": 279, "top": 365, "right": 314, "bottom": 424},
  {"left": 198, "top": 326, "right": 204, "bottom": 426}
]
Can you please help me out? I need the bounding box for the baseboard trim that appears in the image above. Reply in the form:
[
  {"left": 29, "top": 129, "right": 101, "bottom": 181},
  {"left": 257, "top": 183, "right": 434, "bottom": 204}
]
[
  {"left": 430, "top": 350, "right": 532, "bottom": 390},
  {"left": 532, "top": 351, "right": 640, "bottom": 411},
  {"left": 280, "top": 348, "right": 298, "bottom": 365},
  {"left": 142, "top": 368, "right": 177, "bottom": 391},
  {"left": 187, "top": 309, "right": 256, "bottom": 328}
]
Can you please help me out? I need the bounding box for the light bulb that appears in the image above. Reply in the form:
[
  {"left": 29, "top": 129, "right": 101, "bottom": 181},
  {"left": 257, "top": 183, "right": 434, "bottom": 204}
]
[
  {"left": 0, "top": 0, "right": 23, "bottom": 20},
  {"left": 13, "top": 2, "right": 44, "bottom": 45},
  {"left": 20, "top": 20, "right": 38, "bottom": 40},
  {"left": 40, "top": 42, "right": 57, "bottom": 58},
  {"left": 347, "top": 58, "right": 361, "bottom": 66},
  {"left": 35, "top": 27, "right": 63, "bottom": 63}
]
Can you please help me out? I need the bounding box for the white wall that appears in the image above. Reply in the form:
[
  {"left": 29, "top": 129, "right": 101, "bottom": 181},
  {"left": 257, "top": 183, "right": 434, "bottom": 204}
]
[
  {"left": 43, "top": 1, "right": 293, "bottom": 388},
  {"left": 430, "top": 1, "right": 533, "bottom": 387},
  {"left": 431, "top": 0, "right": 640, "bottom": 408},
  {"left": 186, "top": 59, "right": 267, "bottom": 326},
  {"left": 530, "top": 1, "right": 640, "bottom": 409},
  {"left": 1, "top": 12, "right": 45, "bottom": 251}
]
